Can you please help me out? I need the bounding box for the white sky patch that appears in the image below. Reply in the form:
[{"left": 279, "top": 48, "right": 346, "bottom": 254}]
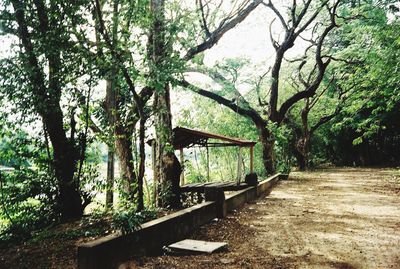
[
  {"left": 1, "top": 1, "right": 339, "bottom": 132},
  {"left": 204, "top": 7, "right": 273, "bottom": 66},
  {"left": 0, "top": 35, "right": 17, "bottom": 58}
]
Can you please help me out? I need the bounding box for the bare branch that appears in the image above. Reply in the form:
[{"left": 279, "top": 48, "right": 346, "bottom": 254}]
[
  {"left": 255, "top": 67, "right": 271, "bottom": 108},
  {"left": 277, "top": 1, "right": 341, "bottom": 123},
  {"left": 297, "top": 60, "right": 309, "bottom": 88},
  {"left": 306, "top": 63, "right": 317, "bottom": 85},
  {"left": 298, "top": 22, "right": 320, "bottom": 45},
  {"left": 269, "top": 18, "right": 279, "bottom": 50},
  {"left": 289, "top": 0, "right": 296, "bottom": 27},
  {"left": 177, "top": 79, "right": 265, "bottom": 126},
  {"left": 262, "top": 0, "right": 288, "bottom": 31},
  {"left": 309, "top": 76, "right": 334, "bottom": 109},
  {"left": 322, "top": 55, "right": 363, "bottom": 65},
  {"left": 309, "top": 83, "right": 346, "bottom": 135},
  {"left": 184, "top": 0, "right": 262, "bottom": 60},
  {"left": 292, "top": 0, "right": 312, "bottom": 29},
  {"left": 198, "top": 0, "right": 211, "bottom": 38},
  {"left": 186, "top": 66, "right": 253, "bottom": 109},
  {"left": 284, "top": 43, "right": 313, "bottom": 63},
  {"left": 294, "top": 0, "right": 329, "bottom": 37}
]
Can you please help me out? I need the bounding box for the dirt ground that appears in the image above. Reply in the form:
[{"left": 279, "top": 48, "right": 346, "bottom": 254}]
[
  {"left": 1, "top": 168, "right": 399, "bottom": 269},
  {"left": 124, "top": 168, "right": 400, "bottom": 269}
]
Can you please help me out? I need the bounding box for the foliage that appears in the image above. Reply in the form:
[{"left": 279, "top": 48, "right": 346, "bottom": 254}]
[
  {"left": 0, "top": 166, "right": 59, "bottom": 243},
  {"left": 267, "top": 122, "right": 294, "bottom": 173},
  {"left": 176, "top": 91, "right": 266, "bottom": 179},
  {"left": 111, "top": 208, "right": 157, "bottom": 235},
  {"left": 0, "top": 0, "right": 399, "bottom": 249},
  {"left": 0, "top": 117, "right": 102, "bottom": 242},
  {"left": 319, "top": 2, "right": 400, "bottom": 165}
]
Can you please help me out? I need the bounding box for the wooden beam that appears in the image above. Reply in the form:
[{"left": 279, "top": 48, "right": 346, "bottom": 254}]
[
  {"left": 237, "top": 147, "right": 243, "bottom": 184},
  {"left": 206, "top": 145, "right": 210, "bottom": 182},
  {"left": 180, "top": 148, "right": 185, "bottom": 186},
  {"left": 250, "top": 146, "right": 254, "bottom": 173}
]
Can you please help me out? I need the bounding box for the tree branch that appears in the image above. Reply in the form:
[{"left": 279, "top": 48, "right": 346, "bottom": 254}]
[
  {"left": 269, "top": 18, "right": 279, "bottom": 50},
  {"left": 262, "top": 1, "right": 288, "bottom": 31},
  {"left": 198, "top": 0, "right": 211, "bottom": 38},
  {"left": 184, "top": 0, "right": 262, "bottom": 60},
  {"left": 277, "top": 0, "right": 341, "bottom": 123},
  {"left": 177, "top": 79, "right": 265, "bottom": 126},
  {"left": 93, "top": 0, "right": 144, "bottom": 120},
  {"left": 11, "top": 0, "right": 47, "bottom": 106},
  {"left": 294, "top": 0, "right": 329, "bottom": 37}
]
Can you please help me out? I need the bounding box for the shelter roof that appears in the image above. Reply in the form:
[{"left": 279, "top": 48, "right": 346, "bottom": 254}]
[{"left": 171, "top": 127, "right": 256, "bottom": 149}]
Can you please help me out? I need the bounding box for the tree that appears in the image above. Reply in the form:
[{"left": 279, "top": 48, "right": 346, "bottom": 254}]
[
  {"left": 90, "top": 0, "right": 144, "bottom": 209},
  {"left": 149, "top": 0, "right": 263, "bottom": 207},
  {"left": 149, "top": 0, "right": 180, "bottom": 208},
  {"left": 0, "top": 0, "right": 93, "bottom": 219},
  {"left": 92, "top": 0, "right": 153, "bottom": 210},
  {"left": 288, "top": 77, "right": 348, "bottom": 170},
  {"left": 180, "top": 0, "right": 341, "bottom": 174},
  {"left": 103, "top": 0, "right": 119, "bottom": 210},
  {"left": 322, "top": 2, "right": 400, "bottom": 165},
  {"left": 87, "top": 0, "right": 262, "bottom": 209}
]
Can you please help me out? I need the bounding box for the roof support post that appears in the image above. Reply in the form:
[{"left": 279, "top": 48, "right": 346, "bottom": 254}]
[
  {"left": 179, "top": 148, "right": 185, "bottom": 186},
  {"left": 237, "top": 147, "right": 243, "bottom": 184},
  {"left": 250, "top": 146, "right": 254, "bottom": 174},
  {"left": 206, "top": 144, "right": 210, "bottom": 182}
]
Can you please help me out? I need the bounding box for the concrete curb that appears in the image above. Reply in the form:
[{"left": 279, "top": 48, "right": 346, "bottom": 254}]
[{"left": 78, "top": 173, "right": 287, "bottom": 269}]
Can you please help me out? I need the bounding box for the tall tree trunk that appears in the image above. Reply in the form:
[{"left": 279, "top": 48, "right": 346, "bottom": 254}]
[
  {"left": 153, "top": 86, "right": 181, "bottom": 208},
  {"left": 269, "top": 49, "right": 285, "bottom": 121},
  {"left": 294, "top": 137, "right": 309, "bottom": 171},
  {"left": 12, "top": 0, "right": 84, "bottom": 220},
  {"left": 296, "top": 103, "right": 311, "bottom": 171},
  {"left": 44, "top": 107, "right": 84, "bottom": 219},
  {"left": 115, "top": 127, "right": 137, "bottom": 200},
  {"left": 95, "top": 0, "right": 148, "bottom": 208},
  {"left": 104, "top": 0, "right": 120, "bottom": 210},
  {"left": 150, "top": 0, "right": 181, "bottom": 208},
  {"left": 105, "top": 148, "right": 114, "bottom": 209},
  {"left": 257, "top": 124, "right": 275, "bottom": 175},
  {"left": 105, "top": 73, "right": 117, "bottom": 209},
  {"left": 136, "top": 117, "right": 145, "bottom": 211}
]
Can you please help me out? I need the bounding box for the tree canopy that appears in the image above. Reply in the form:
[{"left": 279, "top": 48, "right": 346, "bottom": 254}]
[{"left": 0, "top": 0, "right": 399, "bottom": 242}]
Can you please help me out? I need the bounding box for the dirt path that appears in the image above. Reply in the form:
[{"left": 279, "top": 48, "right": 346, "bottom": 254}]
[{"left": 125, "top": 168, "right": 400, "bottom": 269}]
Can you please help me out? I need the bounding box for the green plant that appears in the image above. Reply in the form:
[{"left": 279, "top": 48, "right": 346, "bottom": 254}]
[
  {"left": 0, "top": 167, "right": 60, "bottom": 243},
  {"left": 112, "top": 208, "right": 157, "bottom": 235},
  {"left": 268, "top": 122, "right": 294, "bottom": 173}
]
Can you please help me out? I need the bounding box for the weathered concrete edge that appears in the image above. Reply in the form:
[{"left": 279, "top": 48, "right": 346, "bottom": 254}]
[
  {"left": 78, "top": 201, "right": 217, "bottom": 269},
  {"left": 78, "top": 173, "right": 287, "bottom": 269},
  {"left": 225, "top": 173, "right": 282, "bottom": 212}
]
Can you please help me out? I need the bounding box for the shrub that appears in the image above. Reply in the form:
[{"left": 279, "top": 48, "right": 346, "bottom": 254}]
[{"left": 112, "top": 208, "right": 157, "bottom": 235}]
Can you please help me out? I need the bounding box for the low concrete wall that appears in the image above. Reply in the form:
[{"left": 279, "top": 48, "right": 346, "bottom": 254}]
[
  {"left": 225, "top": 173, "right": 282, "bottom": 212},
  {"left": 225, "top": 187, "right": 252, "bottom": 212},
  {"left": 257, "top": 173, "right": 282, "bottom": 196},
  {"left": 78, "top": 202, "right": 217, "bottom": 269},
  {"left": 78, "top": 173, "right": 286, "bottom": 269}
]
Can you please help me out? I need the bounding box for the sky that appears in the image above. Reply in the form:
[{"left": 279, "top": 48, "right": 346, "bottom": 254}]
[
  {"left": 171, "top": 3, "right": 274, "bottom": 125},
  {"left": 204, "top": 6, "right": 274, "bottom": 66},
  {"left": 173, "top": 3, "right": 292, "bottom": 125},
  {"left": 0, "top": 0, "right": 322, "bottom": 132}
]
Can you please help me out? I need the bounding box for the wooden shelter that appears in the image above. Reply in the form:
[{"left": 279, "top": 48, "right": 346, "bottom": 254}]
[
  {"left": 171, "top": 127, "right": 256, "bottom": 150},
  {"left": 152, "top": 127, "right": 257, "bottom": 185}
]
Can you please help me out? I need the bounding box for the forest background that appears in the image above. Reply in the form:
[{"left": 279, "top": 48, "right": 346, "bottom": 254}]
[{"left": 0, "top": 0, "right": 399, "bottom": 243}]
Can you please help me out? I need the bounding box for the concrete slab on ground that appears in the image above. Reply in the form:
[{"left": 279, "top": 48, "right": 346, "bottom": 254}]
[{"left": 168, "top": 239, "right": 228, "bottom": 254}]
